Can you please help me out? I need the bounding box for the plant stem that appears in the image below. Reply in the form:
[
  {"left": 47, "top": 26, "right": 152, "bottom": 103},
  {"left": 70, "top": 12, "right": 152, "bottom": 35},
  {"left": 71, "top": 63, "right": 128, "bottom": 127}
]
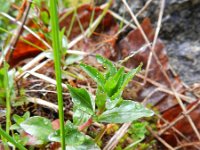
[
  {"left": 94, "top": 125, "right": 107, "bottom": 143},
  {"left": 3, "top": 62, "right": 11, "bottom": 135},
  {"left": 0, "top": 127, "right": 27, "bottom": 150},
  {"left": 49, "top": 0, "right": 65, "bottom": 150},
  {"left": 78, "top": 118, "right": 93, "bottom": 131}
]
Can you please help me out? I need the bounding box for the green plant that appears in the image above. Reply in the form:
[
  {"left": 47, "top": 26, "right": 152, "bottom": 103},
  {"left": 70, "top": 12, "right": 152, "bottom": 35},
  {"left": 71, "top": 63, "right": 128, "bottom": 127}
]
[
  {"left": 72, "top": 55, "right": 154, "bottom": 125},
  {"left": 9, "top": 55, "right": 153, "bottom": 149}
]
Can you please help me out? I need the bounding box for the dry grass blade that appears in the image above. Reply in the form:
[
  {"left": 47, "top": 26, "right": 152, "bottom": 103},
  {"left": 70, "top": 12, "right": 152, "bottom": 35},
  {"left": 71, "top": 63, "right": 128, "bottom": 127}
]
[
  {"left": 144, "top": 0, "right": 165, "bottom": 85},
  {"left": 27, "top": 97, "right": 61, "bottom": 112},
  {"left": 103, "top": 123, "right": 131, "bottom": 150},
  {"left": 158, "top": 101, "right": 200, "bottom": 135},
  {"left": 171, "top": 88, "right": 200, "bottom": 141},
  {"left": 174, "top": 142, "right": 200, "bottom": 150},
  {"left": 135, "top": 0, "right": 153, "bottom": 17},
  {"left": 0, "top": 1, "right": 32, "bottom": 66},
  {"left": 25, "top": 71, "right": 67, "bottom": 89},
  {"left": 147, "top": 126, "right": 175, "bottom": 150}
]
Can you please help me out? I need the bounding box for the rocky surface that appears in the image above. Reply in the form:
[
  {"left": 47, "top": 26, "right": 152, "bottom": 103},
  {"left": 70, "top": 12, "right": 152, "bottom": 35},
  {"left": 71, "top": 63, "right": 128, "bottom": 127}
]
[
  {"left": 161, "top": 1, "right": 200, "bottom": 85},
  {"left": 112, "top": 0, "right": 200, "bottom": 85}
]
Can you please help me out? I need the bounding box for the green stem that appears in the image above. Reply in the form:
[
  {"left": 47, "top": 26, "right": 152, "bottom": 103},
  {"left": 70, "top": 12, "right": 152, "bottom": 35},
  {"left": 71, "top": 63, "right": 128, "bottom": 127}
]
[
  {"left": 3, "top": 62, "right": 11, "bottom": 135},
  {"left": 94, "top": 125, "right": 106, "bottom": 143},
  {"left": 124, "top": 138, "right": 144, "bottom": 150},
  {"left": 0, "top": 127, "right": 27, "bottom": 150},
  {"left": 49, "top": 0, "right": 65, "bottom": 150}
]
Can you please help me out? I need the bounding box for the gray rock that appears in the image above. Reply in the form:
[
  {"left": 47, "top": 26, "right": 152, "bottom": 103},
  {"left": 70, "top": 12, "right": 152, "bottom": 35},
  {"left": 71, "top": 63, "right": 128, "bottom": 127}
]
[{"left": 112, "top": 0, "right": 200, "bottom": 84}]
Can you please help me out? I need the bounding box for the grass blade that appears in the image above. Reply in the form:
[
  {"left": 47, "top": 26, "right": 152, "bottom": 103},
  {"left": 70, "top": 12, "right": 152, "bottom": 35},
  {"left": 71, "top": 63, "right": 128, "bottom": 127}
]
[
  {"left": 49, "top": 0, "right": 65, "bottom": 149},
  {"left": 0, "top": 127, "right": 27, "bottom": 150}
]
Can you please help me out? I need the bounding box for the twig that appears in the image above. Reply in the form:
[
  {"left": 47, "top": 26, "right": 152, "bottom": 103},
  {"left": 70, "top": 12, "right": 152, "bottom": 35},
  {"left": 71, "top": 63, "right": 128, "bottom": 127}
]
[
  {"left": 158, "top": 100, "right": 200, "bottom": 135},
  {"left": 136, "top": 0, "right": 153, "bottom": 17},
  {"left": 25, "top": 71, "right": 68, "bottom": 89},
  {"left": 103, "top": 123, "right": 131, "bottom": 150},
  {"left": 0, "top": 12, "right": 51, "bottom": 49},
  {"left": 6, "top": 0, "right": 32, "bottom": 64},
  {"left": 174, "top": 142, "right": 200, "bottom": 150},
  {"left": 144, "top": 0, "right": 165, "bottom": 85},
  {"left": 146, "top": 126, "right": 175, "bottom": 150},
  {"left": 27, "top": 97, "right": 61, "bottom": 112},
  {"left": 156, "top": 113, "right": 200, "bottom": 150}
]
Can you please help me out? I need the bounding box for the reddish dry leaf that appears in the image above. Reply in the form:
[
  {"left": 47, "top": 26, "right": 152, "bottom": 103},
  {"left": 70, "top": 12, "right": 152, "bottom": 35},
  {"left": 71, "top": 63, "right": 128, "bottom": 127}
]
[
  {"left": 159, "top": 100, "right": 200, "bottom": 146},
  {"left": 59, "top": 4, "right": 117, "bottom": 40},
  {"left": 6, "top": 33, "right": 47, "bottom": 67},
  {"left": 50, "top": 142, "right": 61, "bottom": 150},
  {"left": 60, "top": 4, "right": 118, "bottom": 59}
]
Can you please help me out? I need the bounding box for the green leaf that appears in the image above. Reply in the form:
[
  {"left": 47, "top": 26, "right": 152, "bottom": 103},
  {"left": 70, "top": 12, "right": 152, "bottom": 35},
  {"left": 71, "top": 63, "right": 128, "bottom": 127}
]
[
  {"left": 9, "top": 124, "right": 20, "bottom": 130},
  {"left": 0, "top": 64, "right": 15, "bottom": 105},
  {"left": 112, "top": 64, "right": 142, "bottom": 100},
  {"left": 40, "top": 11, "right": 49, "bottom": 25},
  {"left": 23, "top": 111, "right": 30, "bottom": 120},
  {"left": 65, "top": 136, "right": 100, "bottom": 150},
  {"left": 10, "top": 112, "right": 30, "bottom": 130},
  {"left": 80, "top": 63, "right": 105, "bottom": 87},
  {"left": 65, "top": 54, "right": 83, "bottom": 65},
  {"left": 128, "top": 121, "right": 148, "bottom": 141},
  {"left": 13, "top": 112, "right": 30, "bottom": 125},
  {"left": 121, "top": 64, "right": 142, "bottom": 91},
  {"left": 20, "top": 116, "right": 54, "bottom": 144},
  {"left": 49, "top": 121, "right": 100, "bottom": 149},
  {"left": 95, "top": 86, "right": 107, "bottom": 110},
  {"left": 67, "top": 85, "right": 94, "bottom": 115},
  {"left": 104, "top": 67, "right": 124, "bottom": 96},
  {"left": 96, "top": 54, "right": 117, "bottom": 78},
  {"left": 98, "top": 100, "right": 154, "bottom": 123},
  {"left": 0, "top": 0, "right": 10, "bottom": 12},
  {"left": 49, "top": 121, "right": 85, "bottom": 146},
  {"left": 73, "top": 108, "right": 91, "bottom": 126},
  {"left": 13, "top": 133, "right": 28, "bottom": 146},
  {"left": 105, "top": 97, "right": 123, "bottom": 110},
  {"left": 13, "top": 114, "right": 25, "bottom": 125}
]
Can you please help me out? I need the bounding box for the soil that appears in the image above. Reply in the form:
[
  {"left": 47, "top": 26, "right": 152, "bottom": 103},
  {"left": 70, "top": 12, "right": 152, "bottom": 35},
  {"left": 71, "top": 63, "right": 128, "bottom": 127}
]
[{"left": 112, "top": 0, "right": 200, "bottom": 85}]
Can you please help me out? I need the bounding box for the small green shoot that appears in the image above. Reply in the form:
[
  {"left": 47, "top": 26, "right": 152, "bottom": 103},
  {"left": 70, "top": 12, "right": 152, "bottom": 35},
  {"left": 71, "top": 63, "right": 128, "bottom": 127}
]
[{"left": 69, "top": 54, "right": 154, "bottom": 124}]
